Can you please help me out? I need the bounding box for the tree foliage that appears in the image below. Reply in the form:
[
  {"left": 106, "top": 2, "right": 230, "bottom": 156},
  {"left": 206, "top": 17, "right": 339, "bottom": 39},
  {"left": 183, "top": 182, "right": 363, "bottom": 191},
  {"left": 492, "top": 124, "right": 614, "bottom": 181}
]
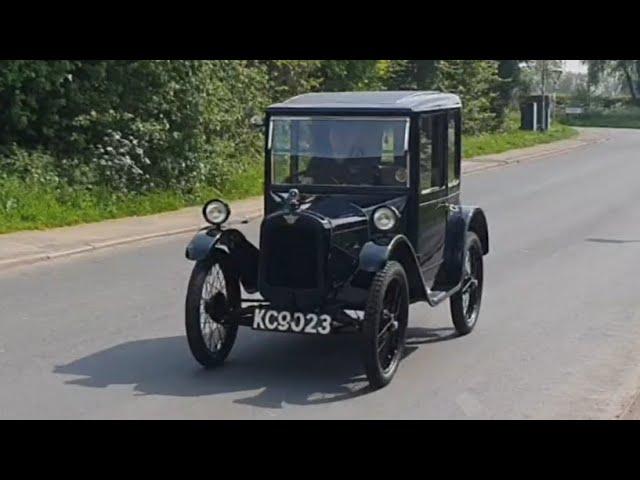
[
  {"left": 519, "top": 60, "right": 565, "bottom": 97},
  {"left": 385, "top": 60, "right": 439, "bottom": 90},
  {"left": 494, "top": 60, "right": 524, "bottom": 122},
  {"left": 0, "top": 60, "right": 519, "bottom": 195},
  {"left": 585, "top": 60, "right": 640, "bottom": 103},
  {"left": 435, "top": 60, "right": 503, "bottom": 135},
  {"left": 0, "top": 61, "right": 269, "bottom": 193}
]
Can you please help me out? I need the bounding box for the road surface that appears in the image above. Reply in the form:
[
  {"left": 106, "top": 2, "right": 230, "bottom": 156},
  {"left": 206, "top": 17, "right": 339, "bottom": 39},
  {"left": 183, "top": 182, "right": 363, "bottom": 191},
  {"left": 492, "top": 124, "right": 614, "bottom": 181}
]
[{"left": 2, "top": 128, "right": 640, "bottom": 419}]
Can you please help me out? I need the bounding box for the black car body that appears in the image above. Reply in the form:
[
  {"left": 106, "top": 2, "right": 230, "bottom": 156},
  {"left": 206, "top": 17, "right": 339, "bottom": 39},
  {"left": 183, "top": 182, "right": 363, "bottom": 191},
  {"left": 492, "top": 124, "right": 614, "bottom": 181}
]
[{"left": 184, "top": 91, "right": 489, "bottom": 388}]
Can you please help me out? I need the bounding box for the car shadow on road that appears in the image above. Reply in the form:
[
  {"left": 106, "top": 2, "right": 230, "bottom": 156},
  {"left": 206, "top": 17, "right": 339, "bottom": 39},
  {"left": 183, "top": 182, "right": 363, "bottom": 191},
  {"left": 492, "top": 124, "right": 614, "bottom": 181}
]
[
  {"left": 53, "top": 327, "right": 457, "bottom": 410},
  {"left": 405, "top": 327, "right": 458, "bottom": 345}
]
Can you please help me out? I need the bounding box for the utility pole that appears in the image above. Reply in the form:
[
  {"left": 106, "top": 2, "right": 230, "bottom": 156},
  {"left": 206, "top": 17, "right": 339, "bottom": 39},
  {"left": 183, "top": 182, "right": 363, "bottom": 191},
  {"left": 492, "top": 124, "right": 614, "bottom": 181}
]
[
  {"left": 587, "top": 71, "right": 591, "bottom": 110},
  {"left": 540, "top": 60, "right": 547, "bottom": 131}
]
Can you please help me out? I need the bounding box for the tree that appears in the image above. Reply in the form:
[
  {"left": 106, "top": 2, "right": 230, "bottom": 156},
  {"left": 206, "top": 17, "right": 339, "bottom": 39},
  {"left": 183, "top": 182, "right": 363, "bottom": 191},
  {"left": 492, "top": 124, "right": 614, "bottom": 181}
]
[
  {"left": 519, "top": 60, "right": 564, "bottom": 96},
  {"left": 317, "top": 60, "right": 383, "bottom": 91},
  {"left": 435, "top": 60, "right": 502, "bottom": 134},
  {"left": 385, "top": 60, "right": 439, "bottom": 90},
  {"left": 556, "top": 71, "right": 588, "bottom": 96},
  {"left": 0, "top": 60, "right": 78, "bottom": 148},
  {"left": 494, "top": 60, "right": 523, "bottom": 122},
  {"left": 585, "top": 60, "right": 640, "bottom": 104},
  {"left": 256, "top": 60, "right": 322, "bottom": 102}
]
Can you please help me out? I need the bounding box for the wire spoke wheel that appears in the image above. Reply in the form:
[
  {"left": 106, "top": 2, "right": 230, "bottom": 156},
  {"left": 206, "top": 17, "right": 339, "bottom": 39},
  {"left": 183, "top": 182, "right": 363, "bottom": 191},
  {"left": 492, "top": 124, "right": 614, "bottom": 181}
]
[
  {"left": 185, "top": 256, "right": 240, "bottom": 368},
  {"left": 199, "top": 264, "right": 228, "bottom": 353}
]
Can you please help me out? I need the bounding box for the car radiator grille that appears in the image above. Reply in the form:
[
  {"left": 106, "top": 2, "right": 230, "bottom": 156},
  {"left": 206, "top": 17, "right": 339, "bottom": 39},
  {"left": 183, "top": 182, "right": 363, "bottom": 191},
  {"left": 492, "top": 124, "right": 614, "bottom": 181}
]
[{"left": 264, "top": 225, "right": 319, "bottom": 289}]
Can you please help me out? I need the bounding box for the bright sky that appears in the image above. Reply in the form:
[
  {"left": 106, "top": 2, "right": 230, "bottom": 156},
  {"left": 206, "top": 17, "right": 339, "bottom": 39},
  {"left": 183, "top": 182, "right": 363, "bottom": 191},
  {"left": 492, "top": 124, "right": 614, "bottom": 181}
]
[{"left": 564, "top": 60, "right": 587, "bottom": 73}]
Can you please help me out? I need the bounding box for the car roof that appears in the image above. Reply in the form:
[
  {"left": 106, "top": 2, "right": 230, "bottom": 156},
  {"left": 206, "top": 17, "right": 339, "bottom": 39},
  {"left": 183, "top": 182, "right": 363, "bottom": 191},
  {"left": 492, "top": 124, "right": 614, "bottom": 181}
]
[{"left": 267, "top": 91, "right": 462, "bottom": 112}]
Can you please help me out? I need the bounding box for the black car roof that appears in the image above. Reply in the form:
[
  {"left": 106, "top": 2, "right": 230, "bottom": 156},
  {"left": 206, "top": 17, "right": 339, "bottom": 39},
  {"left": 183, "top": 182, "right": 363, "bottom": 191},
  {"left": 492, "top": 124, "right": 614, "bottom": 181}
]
[{"left": 267, "top": 91, "right": 462, "bottom": 113}]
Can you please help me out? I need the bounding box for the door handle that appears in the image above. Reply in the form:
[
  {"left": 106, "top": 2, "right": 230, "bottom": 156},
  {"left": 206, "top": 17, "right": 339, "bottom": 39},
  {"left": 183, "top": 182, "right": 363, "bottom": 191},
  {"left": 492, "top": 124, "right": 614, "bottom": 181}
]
[{"left": 437, "top": 203, "right": 458, "bottom": 212}]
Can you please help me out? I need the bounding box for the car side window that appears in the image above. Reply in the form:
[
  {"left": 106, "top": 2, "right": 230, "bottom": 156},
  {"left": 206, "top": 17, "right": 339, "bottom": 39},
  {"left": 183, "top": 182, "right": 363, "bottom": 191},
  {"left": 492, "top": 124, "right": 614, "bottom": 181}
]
[
  {"left": 271, "top": 120, "right": 291, "bottom": 183},
  {"left": 420, "top": 114, "right": 445, "bottom": 192},
  {"left": 448, "top": 112, "right": 460, "bottom": 187}
]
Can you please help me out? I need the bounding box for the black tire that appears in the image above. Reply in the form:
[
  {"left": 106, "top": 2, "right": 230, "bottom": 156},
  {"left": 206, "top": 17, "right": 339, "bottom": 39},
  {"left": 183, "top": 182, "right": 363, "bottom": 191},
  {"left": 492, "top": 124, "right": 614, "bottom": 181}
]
[
  {"left": 185, "top": 254, "right": 240, "bottom": 368},
  {"left": 450, "top": 231, "right": 484, "bottom": 336},
  {"left": 362, "top": 261, "right": 409, "bottom": 390}
]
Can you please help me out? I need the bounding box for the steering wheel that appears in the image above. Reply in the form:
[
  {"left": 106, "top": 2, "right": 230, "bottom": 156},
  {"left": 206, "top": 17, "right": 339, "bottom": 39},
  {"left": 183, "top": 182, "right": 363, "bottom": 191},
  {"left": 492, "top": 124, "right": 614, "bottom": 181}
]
[{"left": 328, "top": 147, "right": 365, "bottom": 185}]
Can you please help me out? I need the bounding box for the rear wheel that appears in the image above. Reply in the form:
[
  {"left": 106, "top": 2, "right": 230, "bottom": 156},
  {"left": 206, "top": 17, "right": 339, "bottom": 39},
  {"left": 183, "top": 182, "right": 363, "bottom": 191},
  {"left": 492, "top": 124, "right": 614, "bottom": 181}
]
[
  {"left": 450, "top": 232, "right": 484, "bottom": 335},
  {"left": 362, "top": 261, "right": 409, "bottom": 390},
  {"left": 185, "top": 255, "right": 240, "bottom": 368}
]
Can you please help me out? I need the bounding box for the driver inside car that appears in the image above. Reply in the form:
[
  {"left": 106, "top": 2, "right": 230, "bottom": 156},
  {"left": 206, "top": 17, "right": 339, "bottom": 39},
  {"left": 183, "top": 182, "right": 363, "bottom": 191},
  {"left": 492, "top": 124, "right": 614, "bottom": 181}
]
[{"left": 305, "top": 125, "right": 377, "bottom": 185}]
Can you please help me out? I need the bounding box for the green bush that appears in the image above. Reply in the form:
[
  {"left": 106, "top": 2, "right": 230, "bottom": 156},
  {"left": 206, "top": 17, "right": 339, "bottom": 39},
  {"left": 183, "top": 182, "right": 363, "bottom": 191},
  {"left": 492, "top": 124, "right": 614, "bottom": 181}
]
[
  {"left": 0, "top": 60, "right": 271, "bottom": 195},
  {"left": 560, "top": 106, "right": 640, "bottom": 129},
  {"left": 0, "top": 145, "right": 60, "bottom": 185}
]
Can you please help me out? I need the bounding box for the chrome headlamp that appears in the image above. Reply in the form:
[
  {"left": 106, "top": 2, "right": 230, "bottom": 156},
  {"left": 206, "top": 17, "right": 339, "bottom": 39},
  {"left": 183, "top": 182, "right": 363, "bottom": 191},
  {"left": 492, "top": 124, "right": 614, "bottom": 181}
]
[
  {"left": 203, "top": 199, "right": 230, "bottom": 226},
  {"left": 372, "top": 206, "right": 399, "bottom": 232}
]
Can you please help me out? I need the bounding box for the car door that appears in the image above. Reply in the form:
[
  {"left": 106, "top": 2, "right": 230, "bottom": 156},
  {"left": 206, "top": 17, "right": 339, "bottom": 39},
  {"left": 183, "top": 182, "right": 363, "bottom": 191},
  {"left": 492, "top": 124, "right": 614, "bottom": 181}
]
[{"left": 417, "top": 112, "right": 448, "bottom": 286}]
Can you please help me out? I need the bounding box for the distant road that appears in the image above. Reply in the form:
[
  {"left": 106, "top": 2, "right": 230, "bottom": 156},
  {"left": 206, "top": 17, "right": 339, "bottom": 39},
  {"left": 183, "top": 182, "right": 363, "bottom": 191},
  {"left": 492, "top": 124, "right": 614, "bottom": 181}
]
[{"left": 1, "top": 128, "right": 640, "bottom": 419}]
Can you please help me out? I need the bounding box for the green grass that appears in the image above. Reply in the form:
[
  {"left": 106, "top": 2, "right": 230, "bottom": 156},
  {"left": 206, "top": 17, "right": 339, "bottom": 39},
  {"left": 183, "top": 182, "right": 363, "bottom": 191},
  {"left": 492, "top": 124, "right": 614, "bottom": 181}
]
[
  {"left": 559, "top": 107, "right": 640, "bottom": 129},
  {"left": 0, "top": 164, "right": 264, "bottom": 234},
  {"left": 463, "top": 122, "right": 578, "bottom": 159},
  {"left": 216, "top": 162, "right": 264, "bottom": 201}
]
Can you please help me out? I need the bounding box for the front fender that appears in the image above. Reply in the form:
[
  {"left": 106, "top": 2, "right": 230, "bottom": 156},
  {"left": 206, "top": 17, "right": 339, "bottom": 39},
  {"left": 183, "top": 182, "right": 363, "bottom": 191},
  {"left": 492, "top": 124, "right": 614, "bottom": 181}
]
[
  {"left": 353, "top": 235, "right": 427, "bottom": 302},
  {"left": 185, "top": 227, "right": 260, "bottom": 294},
  {"left": 185, "top": 228, "right": 223, "bottom": 261}
]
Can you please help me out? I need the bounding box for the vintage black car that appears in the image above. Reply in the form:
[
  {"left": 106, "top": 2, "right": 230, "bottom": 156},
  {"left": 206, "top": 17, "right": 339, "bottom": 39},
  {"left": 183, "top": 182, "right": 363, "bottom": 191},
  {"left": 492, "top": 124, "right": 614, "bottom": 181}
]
[{"left": 184, "top": 91, "right": 489, "bottom": 389}]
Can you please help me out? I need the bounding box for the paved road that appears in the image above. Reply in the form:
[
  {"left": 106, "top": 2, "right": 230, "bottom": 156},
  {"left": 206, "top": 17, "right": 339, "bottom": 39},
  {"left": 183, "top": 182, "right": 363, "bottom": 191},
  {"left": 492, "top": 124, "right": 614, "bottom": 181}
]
[{"left": 2, "top": 128, "right": 640, "bottom": 419}]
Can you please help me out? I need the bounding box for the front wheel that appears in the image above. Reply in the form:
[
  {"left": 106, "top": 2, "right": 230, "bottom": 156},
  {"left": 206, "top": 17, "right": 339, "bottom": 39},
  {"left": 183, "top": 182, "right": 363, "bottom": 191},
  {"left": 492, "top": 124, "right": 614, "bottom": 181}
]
[
  {"left": 362, "top": 261, "right": 409, "bottom": 390},
  {"left": 450, "top": 231, "right": 484, "bottom": 335},
  {"left": 185, "top": 255, "right": 240, "bottom": 368}
]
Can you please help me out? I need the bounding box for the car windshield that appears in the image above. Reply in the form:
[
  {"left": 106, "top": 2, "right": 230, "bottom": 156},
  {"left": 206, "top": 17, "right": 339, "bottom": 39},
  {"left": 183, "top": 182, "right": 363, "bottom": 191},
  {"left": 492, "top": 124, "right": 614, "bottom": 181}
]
[{"left": 269, "top": 116, "right": 410, "bottom": 187}]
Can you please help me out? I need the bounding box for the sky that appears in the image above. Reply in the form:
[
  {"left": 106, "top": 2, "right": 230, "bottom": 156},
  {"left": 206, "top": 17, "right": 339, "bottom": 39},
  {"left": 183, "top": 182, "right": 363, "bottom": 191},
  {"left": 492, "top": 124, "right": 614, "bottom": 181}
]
[{"left": 564, "top": 60, "right": 587, "bottom": 73}]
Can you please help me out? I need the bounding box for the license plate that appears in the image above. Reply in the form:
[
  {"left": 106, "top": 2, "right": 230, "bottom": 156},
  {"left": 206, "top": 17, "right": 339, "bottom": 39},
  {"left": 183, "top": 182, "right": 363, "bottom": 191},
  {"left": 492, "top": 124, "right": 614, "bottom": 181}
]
[{"left": 252, "top": 309, "right": 332, "bottom": 335}]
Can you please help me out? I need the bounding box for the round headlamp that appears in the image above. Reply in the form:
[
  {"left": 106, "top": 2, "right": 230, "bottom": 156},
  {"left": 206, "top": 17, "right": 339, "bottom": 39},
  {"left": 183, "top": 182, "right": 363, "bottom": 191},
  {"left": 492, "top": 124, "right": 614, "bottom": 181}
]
[
  {"left": 203, "top": 199, "right": 230, "bottom": 226},
  {"left": 373, "top": 206, "right": 398, "bottom": 232}
]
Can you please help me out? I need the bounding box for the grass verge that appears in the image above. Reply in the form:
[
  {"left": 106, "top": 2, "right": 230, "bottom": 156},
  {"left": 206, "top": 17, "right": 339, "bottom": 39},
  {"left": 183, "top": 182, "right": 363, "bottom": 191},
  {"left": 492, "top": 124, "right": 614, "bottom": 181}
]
[
  {"left": 0, "top": 164, "right": 264, "bottom": 234},
  {"left": 463, "top": 122, "right": 578, "bottom": 159}
]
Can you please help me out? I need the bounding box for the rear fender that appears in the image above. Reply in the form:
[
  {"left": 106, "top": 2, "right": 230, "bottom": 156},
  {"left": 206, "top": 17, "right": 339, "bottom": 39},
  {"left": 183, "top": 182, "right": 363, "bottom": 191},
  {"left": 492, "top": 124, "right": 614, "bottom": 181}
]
[{"left": 436, "top": 206, "right": 489, "bottom": 289}]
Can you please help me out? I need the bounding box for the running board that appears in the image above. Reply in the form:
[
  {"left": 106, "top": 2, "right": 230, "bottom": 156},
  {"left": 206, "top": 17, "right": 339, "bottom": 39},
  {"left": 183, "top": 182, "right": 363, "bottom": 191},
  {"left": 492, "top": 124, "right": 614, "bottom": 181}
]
[
  {"left": 426, "top": 285, "right": 461, "bottom": 306},
  {"left": 424, "top": 275, "right": 477, "bottom": 306},
  {"left": 422, "top": 269, "right": 465, "bottom": 306}
]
